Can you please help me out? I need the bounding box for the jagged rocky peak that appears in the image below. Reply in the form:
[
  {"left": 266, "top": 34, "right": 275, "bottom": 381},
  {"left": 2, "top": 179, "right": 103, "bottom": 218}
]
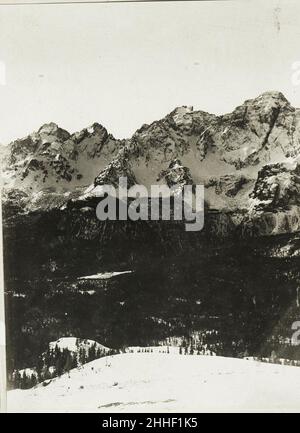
[
  {"left": 128, "top": 91, "right": 299, "bottom": 177},
  {"left": 71, "top": 122, "right": 118, "bottom": 161},
  {"left": 169, "top": 106, "right": 194, "bottom": 126},
  {"left": 229, "top": 91, "right": 291, "bottom": 120},
  {"left": 38, "top": 122, "right": 71, "bottom": 141},
  {"left": 87, "top": 122, "right": 109, "bottom": 136},
  {"left": 226, "top": 91, "right": 292, "bottom": 130},
  {"left": 2, "top": 119, "right": 122, "bottom": 192},
  {"left": 72, "top": 122, "right": 110, "bottom": 143},
  {"left": 213, "top": 91, "right": 299, "bottom": 169},
  {"left": 130, "top": 106, "right": 215, "bottom": 168},
  {"left": 6, "top": 122, "right": 71, "bottom": 168},
  {"left": 244, "top": 90, "right": 290, "bottom": 108}
]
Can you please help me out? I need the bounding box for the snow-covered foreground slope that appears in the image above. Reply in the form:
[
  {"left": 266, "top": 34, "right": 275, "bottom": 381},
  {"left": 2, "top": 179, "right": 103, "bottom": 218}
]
[{"left": 7, "top": 354, "right": 300, "bottom": 412}]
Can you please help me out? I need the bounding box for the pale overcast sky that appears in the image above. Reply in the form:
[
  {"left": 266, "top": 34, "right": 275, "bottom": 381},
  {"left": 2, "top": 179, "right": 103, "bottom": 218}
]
[{"left": 0, "top": 0, "right": 300, "bottom": 143}]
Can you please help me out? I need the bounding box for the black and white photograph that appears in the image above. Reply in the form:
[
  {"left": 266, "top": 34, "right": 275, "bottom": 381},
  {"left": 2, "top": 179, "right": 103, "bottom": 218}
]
[{"left": 1, "top": 0, "right": 300, "bottom": 413}]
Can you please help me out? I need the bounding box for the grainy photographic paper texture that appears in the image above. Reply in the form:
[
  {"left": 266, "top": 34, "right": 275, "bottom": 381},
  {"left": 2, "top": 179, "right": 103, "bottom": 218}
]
[{"left": 1, "top": 0, "right": 300, "bottom": 413}]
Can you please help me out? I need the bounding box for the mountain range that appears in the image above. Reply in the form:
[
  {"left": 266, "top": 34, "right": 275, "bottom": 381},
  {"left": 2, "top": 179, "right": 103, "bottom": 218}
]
[
  {"left": 2, "top": 90, "right": 300, "bottom": 239},
  {"left": 3, "top": 91, "right": 300, "bottom": 383}
]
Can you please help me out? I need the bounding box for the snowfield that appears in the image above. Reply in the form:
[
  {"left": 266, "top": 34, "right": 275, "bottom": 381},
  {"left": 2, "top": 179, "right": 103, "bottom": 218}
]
[
  {"left": 7, "top": 353, "right": 300, "bottom": 412},
  {"left": 48, "top": 337, "right": 110, "bottom": 353},
  {"left": 78, "top": 271, "right": 132, "bottom": 280}
]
